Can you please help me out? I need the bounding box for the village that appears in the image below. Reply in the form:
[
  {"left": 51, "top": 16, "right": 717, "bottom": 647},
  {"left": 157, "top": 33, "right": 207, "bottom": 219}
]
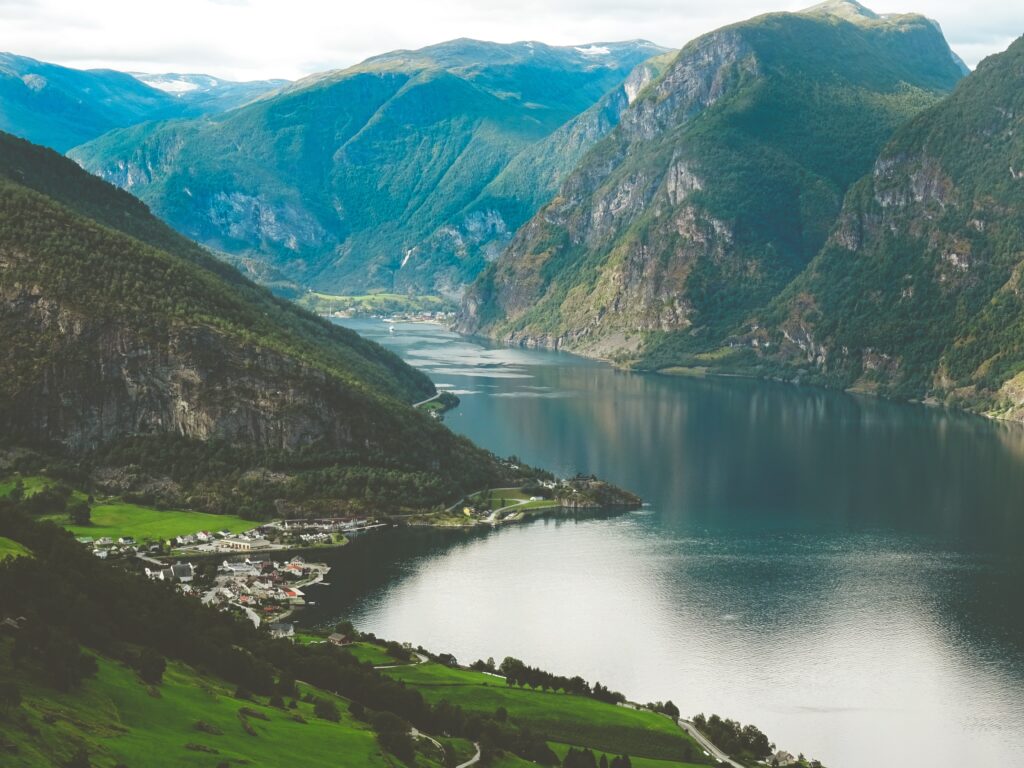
[
  {"left": 76, "top": 515, "right": 387, "bottom": 561},
  {"left": 70, "top": 516, "right": 394, "bottom": 637},
  {"left": 135, "top": 551, "right": 332, "bottom": 632}
]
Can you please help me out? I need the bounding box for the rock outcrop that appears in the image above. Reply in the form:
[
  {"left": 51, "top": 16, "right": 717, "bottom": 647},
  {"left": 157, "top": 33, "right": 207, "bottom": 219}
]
[{"left": 458, "top": 1, "right": 965, "bottom": 361}]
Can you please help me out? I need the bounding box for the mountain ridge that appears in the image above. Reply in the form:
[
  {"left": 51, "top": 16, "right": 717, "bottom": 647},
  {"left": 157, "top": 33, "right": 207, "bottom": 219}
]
[
  {"left": 69, "top": 38, "right": 670, "bottom": 297},
  {"left": 0, "top": 52, "right": 284, "bottom": 152},
  {"left": 0, "top": 130, "right": 510, "bottom": 514},
  {"left": 456, "top": 1, "right": 966, "bottom": 361}
]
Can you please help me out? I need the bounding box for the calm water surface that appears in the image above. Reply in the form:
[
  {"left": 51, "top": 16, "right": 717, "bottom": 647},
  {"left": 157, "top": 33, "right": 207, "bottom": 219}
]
[{"left": 306, "top": 319, "right": 1024, "bottom": 767}]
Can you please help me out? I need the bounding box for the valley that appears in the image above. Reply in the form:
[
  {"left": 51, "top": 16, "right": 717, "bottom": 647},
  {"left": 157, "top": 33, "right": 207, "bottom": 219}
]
[{"left": 0, "top": 1, "right": 1023, "bottom": 766}]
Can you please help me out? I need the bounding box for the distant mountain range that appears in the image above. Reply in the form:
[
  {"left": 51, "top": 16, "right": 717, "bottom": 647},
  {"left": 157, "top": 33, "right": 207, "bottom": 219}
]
[
  {"left": 0, "top": 52, "right": 285, "bottom": 152},
  {"left": 68, "top": 39, "right": 668, "bottom": 297},
  {"left": 5, "top": 1, "right": 1024, "bottom": 422}
]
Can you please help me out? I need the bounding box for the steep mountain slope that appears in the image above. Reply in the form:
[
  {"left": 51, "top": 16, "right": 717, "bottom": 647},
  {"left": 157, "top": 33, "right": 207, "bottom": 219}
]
[
  {"left": 0, "top": 131, "right": 507, "bottom": 513},
  {"left": 457, "top": 1, "right": 966, "bottom": 359},
  {"left": 0, "top": 53, "right": 283, "bottom": 153},
  {"left": 69, "top": 39, "right": 668, "bottom": 296},
  {"left": 751, "top": 35, "right": 1024, "bottom": 419}
]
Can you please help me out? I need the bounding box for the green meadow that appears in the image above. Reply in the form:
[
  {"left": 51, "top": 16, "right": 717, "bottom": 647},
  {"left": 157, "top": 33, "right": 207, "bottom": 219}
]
[
  {"left": 382, "top": 662, "right": 706, "bottom": 763},
  {"left": 1, "top": 475, "right": 254, "bottom": 542},
  {"left": 0, "top": 641, "right": 418, "bottom": 768},
  {"left": 59, "top": 501, "right": 254, "bottom": 541}
]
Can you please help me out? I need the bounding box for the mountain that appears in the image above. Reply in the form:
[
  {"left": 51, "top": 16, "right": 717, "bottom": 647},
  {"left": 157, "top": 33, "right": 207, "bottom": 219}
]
[
  {"left": 456, "top": 1, "right": 967, "bottom": 359},
  {"left": 747, "top": 35, "right": 1024, "bottom": 419},
  {"left": 69, "top": 39, "right": 669, "bottom": 297},
  {"left": 131, "top": 71, "right": 287, "bottom": 111},
  {"left": 0, "top": 130, "right": 510, "bottom": 514},
  {"left": 0, "top": 52, "right": 285, "bottom": 153}
]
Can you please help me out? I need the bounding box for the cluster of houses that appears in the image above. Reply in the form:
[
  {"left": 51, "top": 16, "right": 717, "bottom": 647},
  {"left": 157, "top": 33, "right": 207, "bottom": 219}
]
[
  {"left": 199, "top": 556, "right": 329, "bottom": 628},
  {"left": 78, "top": 535, "right": 158, "bottom": 560},
  {"left": 168, "top": 518, "right": 385, "bottom": 555},
  {"left": 262, "top": 517, "right": 386, "bottom": 546}
]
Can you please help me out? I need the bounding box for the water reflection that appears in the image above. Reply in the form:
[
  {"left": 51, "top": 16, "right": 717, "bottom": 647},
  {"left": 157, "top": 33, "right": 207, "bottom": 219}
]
[{"left": 304, "top": 320, "right": 1024, "bottom": 767}]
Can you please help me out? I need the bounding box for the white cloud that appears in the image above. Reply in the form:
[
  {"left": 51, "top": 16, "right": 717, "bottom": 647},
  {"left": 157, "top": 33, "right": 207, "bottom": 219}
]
[{"left": 2, "top": 0, "right": 1019, "bottom": 81}]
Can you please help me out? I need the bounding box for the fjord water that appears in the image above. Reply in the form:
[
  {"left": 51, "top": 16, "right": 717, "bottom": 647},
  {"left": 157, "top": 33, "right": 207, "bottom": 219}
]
[{"left": 312, "top": 319, "right": 1024, "bottom": 767}]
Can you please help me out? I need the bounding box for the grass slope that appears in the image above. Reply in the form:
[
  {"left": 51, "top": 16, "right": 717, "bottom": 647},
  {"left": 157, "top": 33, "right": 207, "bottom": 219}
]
[
  {"left": 0, "top": 642, "right": 409, "bottom": 768},
  {"left": 383, "top": 662, "right": 704, "bottom": 763}
]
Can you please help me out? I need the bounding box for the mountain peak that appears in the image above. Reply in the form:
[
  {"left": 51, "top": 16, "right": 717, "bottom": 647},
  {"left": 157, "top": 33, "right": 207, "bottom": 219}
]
[{"left": 804, "top": 0, "right": 880, "bottom": 22}]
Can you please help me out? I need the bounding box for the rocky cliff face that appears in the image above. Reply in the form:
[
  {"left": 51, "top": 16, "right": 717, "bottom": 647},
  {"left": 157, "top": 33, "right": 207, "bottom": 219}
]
[
  {"left": 758, "top": 35, "right": 1024, "bottom": 417},
  {"left": 400, "top": 53, "right": 673, "bottom": 299},
  {"left": 458, "top": 2, "right": 965, "bottom": 360},
  {"left": 1, "top": 285, "right": 364, "bottom": 453}
]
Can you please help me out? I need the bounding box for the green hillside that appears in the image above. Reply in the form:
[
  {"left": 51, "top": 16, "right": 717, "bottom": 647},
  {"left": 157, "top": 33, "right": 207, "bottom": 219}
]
[
  {"left": 0, "top": 130, "right": 517, "bottom": 516},
  {"left": 747, "top": 34, "right": 1024, "bottom": 417},
  {"left": 458, "top": 1, "right": 965, "bottom": 363},
  {"left": 69, "top": 39, "right": 667, "bottom": 296},
  {"left": 0, "top": 505, "right": 750, "bottom": 768},
  {"left": 0, "top": 53, "right": 282, "bottom": 153}
]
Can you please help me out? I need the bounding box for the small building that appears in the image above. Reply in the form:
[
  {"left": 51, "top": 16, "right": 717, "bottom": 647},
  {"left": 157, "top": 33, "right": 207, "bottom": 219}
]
[
  {"left": 219, "top": 537, "right": 271, "bottom": 552},
  {"left": 772, "top": 751, "right": 798, "bottom": 767},
  {"left": 171, "top": 562, "right": 195, "bottom": 583},
  {"left": 327, "top": 633, "right": 352, "bottom": 647},
  {"left": 268, "top": 622, "right": 295, "bottom": 639}
]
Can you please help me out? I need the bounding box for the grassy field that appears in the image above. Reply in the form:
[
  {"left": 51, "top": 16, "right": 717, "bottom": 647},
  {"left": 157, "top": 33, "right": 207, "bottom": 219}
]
[
  {"left": 383, "top": 663, "right": 707, "bottom": 763},
  {"left": 1, "top": 474, "right": 255, "bottom": 542},
  {"left": 0, "top": 474, "right": 83, "bottom": 500},
  {"left": 0, "top": 640, "right": 425, "bottom": 768},
  {"left": 58, "top": 501, "right": 255, "bottom": 542},
  {"left": 0, "top": 535, "right": 31, "bottom": 560},
  {"left": 346, "top": 642, "right": 405, "bottom": 667}
]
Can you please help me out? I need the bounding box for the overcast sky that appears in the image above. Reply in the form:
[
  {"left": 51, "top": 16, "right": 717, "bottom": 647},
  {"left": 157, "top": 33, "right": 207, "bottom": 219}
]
[{"left": 3, "top": 0, "right": 1019, "bottom": 81}]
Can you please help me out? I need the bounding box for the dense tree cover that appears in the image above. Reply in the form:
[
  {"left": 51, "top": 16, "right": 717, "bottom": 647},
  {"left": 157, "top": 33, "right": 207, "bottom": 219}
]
[
  {"left": 499, "top": 657, "right": 626, "bottom": 704},
  {"left": 562, "top": 748, "right": 633, "bottom": 768},
  {"left": 0, "top": 144, "right": 432, "bottom": 403},
  {"left": 692, "top": 713, "right": 773, "bottom": 760},
  {"left": 646, "top": 700, "right": 680, "bottom": 721},
  {"left": 742, "top": 35, "right": 1024, "bottom": 413},
  {"left": 0, "top": 132, "right": 543, "bottom": 515}
]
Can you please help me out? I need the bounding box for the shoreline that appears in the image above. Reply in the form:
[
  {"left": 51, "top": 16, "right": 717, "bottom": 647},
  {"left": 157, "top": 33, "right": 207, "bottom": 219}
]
[{"left": 457, "top": 324, "right": 1024, "bottom": 430}]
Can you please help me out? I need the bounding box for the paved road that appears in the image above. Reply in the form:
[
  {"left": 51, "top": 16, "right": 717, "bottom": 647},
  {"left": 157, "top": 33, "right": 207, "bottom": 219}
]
[
  {"left": 410, "top": 729, "right": 481, "bottom": 768},
  {"left": 455, "top": 743, "right": 481, "bottom": 768},
  {"left": 412, "top": 392, "right": 442, "bottom": 408},
  {"left": 374, "top": 651, "right": 429, "bottom": 669},
  {"left": 677, "top": 719, "right": 744, "bottom": 768}
]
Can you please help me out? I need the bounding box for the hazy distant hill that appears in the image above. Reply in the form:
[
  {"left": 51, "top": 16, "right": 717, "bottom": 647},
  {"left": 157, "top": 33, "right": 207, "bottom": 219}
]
[
  {"left": 0, "top": 52, "right": 283, "bottom": 152},
  {"left": 70, "top": 39, "right": 668, "bottom": 297}
]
